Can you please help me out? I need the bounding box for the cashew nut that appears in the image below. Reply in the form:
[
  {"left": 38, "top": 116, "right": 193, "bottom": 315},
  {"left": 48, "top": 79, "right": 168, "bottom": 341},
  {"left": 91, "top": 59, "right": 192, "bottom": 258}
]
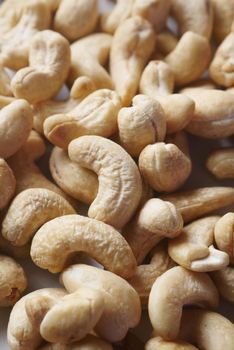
[
  {"left": 211, "top": 0, "right": 234, "bottom": 43},
  {"left": 146, "top": 336, "right": 199, "bottom": 350},
  {"left": 148, "top": 266, "right": 219, "bottom": 340},
  {"left": 0, "top": 158, "right": 16, "bottom": 210},
  {"left": 0, "top": 65, "right": 12, "bottom": 96},
  {"left": 39, "top": 335, "right": 113, "bottom": 350},
  {"left": 156, "top": 29, "right": 179, "bottom": 56},
  {"left": 207, "top": 148, "right": 234, "bottom": 179},
  {"left": 214, "top": 213, "right": 234, "bottom": 264},
  {"left": 211, "top": 267, "right": 234, "bottom": 303}
]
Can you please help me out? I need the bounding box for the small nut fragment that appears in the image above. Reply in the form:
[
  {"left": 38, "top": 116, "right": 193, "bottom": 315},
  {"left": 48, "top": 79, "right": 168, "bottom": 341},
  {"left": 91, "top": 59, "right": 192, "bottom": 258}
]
[
  {"left": 214, "top": 213, "right": 234, "bottom": 263},
  {"left": 146, "top": 336, "right": 199, "bottom": 350},
  {"left": 0, "top": 159, "right": 16, "bottom": 210},
  {"left": 211, "top": 267, "right": 234, "bottom": 303},
  {"left": 207, "top": 148, "right": 234, "bottom": 179}
]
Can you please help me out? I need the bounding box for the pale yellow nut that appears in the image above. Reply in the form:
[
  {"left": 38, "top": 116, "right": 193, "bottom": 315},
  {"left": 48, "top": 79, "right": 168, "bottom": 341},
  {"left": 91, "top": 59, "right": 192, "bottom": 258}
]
[
  {"left": 211, "top": 267, "right": 234, "bottom": 303},
  {"left": 110, "top": 16, "right": 156, "bottom": 106},
  {"left": 68, "top": 33, "right": 113, "bottom": 88},
  {"left": 2, "top": 188, "right": 76, "bottom": 246},
  {"left": 139, "top": 142, "right": 192, "bottom": 193},
  {"left": 165, "top": 31, "right": 211, "bottom": 86},
  {"left": 148, "top": 266, "right": 219, "bottom": 340},
  {"left": 0, "top": 99, "right": 33, "bottom": 159},
  {"left": 68, "top": 136, "right": 142, "bottom": 229},
  {"left": 50, "top": 147, "right": 98, "bottom": 205},
  {"left": 0, "top": 158, "right": 16, "bottom": 210},
  {"left": 117, "top": 94, "right": 166, "bottom": 157},
  {"left": 0, "top": 255, "right": 27, "bottom": 307},
  {"left": 211, "top": 0, "right": 234, "bottom": 43},
  {"left": 156, "top": 29, "right": 179, "bottom": 56},
  {"left": 124, "top": 198, "right": 183, "bottom": 264},
  {"left": 171, "top": 0, "right": 214, "bottom": 39},
  {"left": 214, "top": 213, "right": 234, "bottom": 263},
  {"left": 44, "top": 89, "right": 122, "bottom": 149},
  {"left": 207, "top": 148, "right": 234, "bottom": 179},
  {"left": 161, "top": 187, "right": 234, "bottom": 223},
  {"left": 61, "top": 264, "right": 141, "bottom": 342},
  {"left": 39, "top": 335, "right": 113, "bottom": 350},
  {"left": 11, "top": 30, "right": 70, "bottom": 104},
  {"left": 0, "top": 65, "right": 12, "bottom": 96},
  {"left": 179, "top": 309, "right": 234, "bottom": 350},
  {"left": 146, "top": 336, "right": 199, "bottom": 350},
  {"left": 169, "top": 216, "right": 230, "bottom": 272},
  {"left": 182, "top": 89, "right": 234, "bottom": 139}
]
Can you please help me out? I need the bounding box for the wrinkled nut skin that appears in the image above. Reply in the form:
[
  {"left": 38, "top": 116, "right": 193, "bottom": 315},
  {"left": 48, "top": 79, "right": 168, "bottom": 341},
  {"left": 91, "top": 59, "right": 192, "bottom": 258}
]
[
  {"left": 0, "top": 99, "right": 33, "bottom": 159},
  {"left": 165, "top": 31, "right": 211, "bottom": 86},
  {"left": 139, "top": 142, "right": 192, "bottom": 193},
  {"left": 110, "top": 16, "right": 156, "bottom": 106},
  {"left": 31, "top": 214, "right": 137, "bottom": 278},
  {"left": 148, "top": 266, "right": 219, "bottom": 340},
  {"left": 145, "top": 336, "right": 199, "bottom": 350},
  {"left": 11, "top": 30, "right": 70, "bottom": 104},
  {"left": 211, "top": 267, "right": 234, "bottom": 303},
  {"left": 211, "top": 0, "right": 234, "bottom": 43},
  {"left": 117, "top": 94, "right": 166, "bottom": 157},
  {"left": 214, "top": 213, "right": 234, "bottom": 264},
  {"left": 179, "top": 309, "right": 234, "bottom": 350},
  {"left": 124, "top": 198, "right": 183, "bottom": 264},
  {"left": 207, "top": 148, "right": 234, "bottom": 179},
  {"left": 0, "top": 159, "right": 16, "bottom": 210},
  {"left": 0, "top": 255, "right": 27, "bottom": 307},
  {"left": 0, "top": 65, "right": 12, "bottom": 96},
  {"left": 2, "top": 188, "right": 76, "bottom": 246},
  {"left": 139, "top": 61, "right": 175, "bottom": 98},
  {"left": 68, "top": 136, "right": 142, "bottom": 229},
  {"left": 54, "top": 0, "right": 98, "bottom": 42},
  {"left": 182, "top": 89, "right": 234, "bottom": 139},
  {"left": 161, "top": 187, "right": 234, "bottom": 223},
  {"left": 50, "top": 147, "right": 98, "bottom": 205},
  {"left": 156, "top": 29, "right": 178, "bottom": 56},
  {"left": 61, "top": 264, "right": 141, "bottom": 342},
  {"left": 44, "top": 89, "right": 122, "bottom": 149},
  {"left": 171, "top": 0, "right": 214, "bottom": 39},
  {"left": 39, "top": 335, "right": 113, "bottom": 350}
]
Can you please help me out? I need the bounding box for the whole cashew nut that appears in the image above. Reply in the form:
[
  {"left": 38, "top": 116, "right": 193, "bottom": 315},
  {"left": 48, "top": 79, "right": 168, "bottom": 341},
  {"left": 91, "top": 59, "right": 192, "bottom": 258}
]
[
  {"left": 68, "top": 136, "right": 142, "bottom": 228},
  {"left": 0, "top": 159, "right": 16, "bottom": 210},
  {"left": 211, "top": 0, "right": 234, "bottom": 43},
  {"left": 211, "top": 267, "right": 234, "bottom": 303},
  {"left": 206, "top": 148, "right": 234, "bottom": 179},
  {"left": 214, "top": 213, "right": 234, "bottom": 264},
  {"left": 39, "top": 335, "right": 113, "bottom": 350},
  {"left": 148, "top": 266, "right": 219, "bottom": 340},
  {"left": 145, "top": 336, "right": 199, "bottom": 350}
]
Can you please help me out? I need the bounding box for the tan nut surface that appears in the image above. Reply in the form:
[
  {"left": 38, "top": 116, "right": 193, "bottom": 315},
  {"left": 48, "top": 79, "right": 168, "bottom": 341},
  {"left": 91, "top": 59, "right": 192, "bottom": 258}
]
[
  {"left": 148, "top": 266, "right": 219, "bottom": 340},
  {"left": 11, "top": 30, "right": 70, "bottom": 104},
  {"left": 39, "top": 335, "right": 113, "bottom": 350},
  {"left": 2, "top": 188, "right": 76, "bottom": 246},
  {"left": 211, "top": 0, "right": 234, "bottom": 43},
  {"left": 214, "top": 213, "right": 234, "bottom": 263},
  {"left": 68, "top": 136, "right": 142, "bottom": 229},
  {"left": 117, "top": 94, "right": 166, "bottom": 157},
  {"left": 61, "top": 264, "right": 141, "bottom": 342},
  {"left": 156, "top": 29, "right": 179, "bottom": 56},
  {"left": 211, "top": 267, "right": 234, "bottom": 303},
  {"left": 0, "top": 65, "right": 12, "bottom": 96},
  {"left": 0, "top": 158, "right": 16, "bottom": 210},
  {"left": 145, "top": 336, "right": 199, "bottom": 350},
  {"left": 206, "top": 148, "right": 234, "bottom": 180}
]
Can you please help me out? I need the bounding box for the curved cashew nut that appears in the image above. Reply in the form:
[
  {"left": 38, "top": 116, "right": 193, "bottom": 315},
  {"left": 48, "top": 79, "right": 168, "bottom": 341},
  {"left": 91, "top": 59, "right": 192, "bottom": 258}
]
[
  {"left": 161, "top": 187, "right": 234, "bottom": 223},
  {"left": 0, "top": 255, "right": 27, "bottom": 307},
  {"left": 214, "top": 213, "right": 234, "bottom": 264},
  {"left": 44, "top": 89, "right": 122, "bottom": 149},
  {"left": 156, "top": 29, "right": 179, "bottom": 57},
  {"left": 54, "top": 0, "right": 98, "bottom": 42},
  {"left": 211, "top": 0, "right": 234, "bottom": 43},
  {"left": 164, "top": 31, "right": 211, "bottom": 86},
  {"left": 207, "top": 148, "right": 234, "bottom": 179},
  {"left": 68, "top": 136, "right": 142, "bottom": 228},
  {"left": 146, "top": 336, "right": 199, "bottom": 350},
  {"left": 211, "top": 266, "right": 234, "bottom": 303},
  {"left": 39, "top": 335, "right": 113, "bottom": 350},
  {"left": 0, "top": 99, "right": 33, "bottom": 159},
  {"left": 11, "top": 30, "right": 70, "bottom": 104},
  {"left": 0, "top": 65, "right": 12, "bottom": 96},
  {"left": 117, "top": 94, "right": 166, "bottom": 157},
  {"left": 124, "top": 198, "right": 183, "bottom": 264},
  {"left": 148, "top": 266, "right": 219, "bottom": 340},
  {"left": 68, "top": 33, "right": 113, "bottom": 88},
  {"left": 139, "top": 142, "right": 192, "bottom": 192},
  {"left": 179, "top": 309, "right": 234, "bottom": 350},
  {"left": 61, "top": 264, "right": 141, "bottom": 342},
  {"left": 168, "top": 216, "right": 229, "bottom": 272},
  {"left": 0, "top": 159, "right": 16, "bottom": 210},
  {"left": 101, "top": 0, "right": 134, "bottom": 34},
  {"left": 2, "top": 188, "right": 76, "bottom": 246},
  {"left": 31, "top": 214, "right": 137, "bottom": 278},
  {"left": 110, "top": 16, "right": 156, "bottom": 106}
]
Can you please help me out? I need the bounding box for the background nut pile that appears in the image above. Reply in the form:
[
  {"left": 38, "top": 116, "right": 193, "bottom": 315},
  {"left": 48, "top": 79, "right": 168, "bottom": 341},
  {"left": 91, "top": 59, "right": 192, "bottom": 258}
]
[{"left": 0, "top": 0, "right": 233, "bottom": 349}]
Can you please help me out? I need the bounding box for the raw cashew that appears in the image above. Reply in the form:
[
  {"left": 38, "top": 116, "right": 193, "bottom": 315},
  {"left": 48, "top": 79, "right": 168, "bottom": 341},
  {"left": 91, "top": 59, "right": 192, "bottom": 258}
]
[
  {"left": 31, "top": 214, "right": 137, "bottom": 278},
  {"left": 68, "top": 136, "right": 142, "bottom": 228},
  {"left": 61, "top": 264, "right": 141, "bottom": 342},
  {"left": 161, "top": 187, "right": 234, "bottom": 223},
  {"left": 39, "top": 335, "right": 113, "bottom": 350},
  {"left": 124, "top": 198, "right": 183, "bottom": 264},
  {"left": 117, "top": 94, "right": 166, "bottom": 157},
  {"left": 44, "top": 89, "right": 122, "bottom": 149},
  {"left": 0, "top": 255, "right": 27, "bottom": 307},
  {"left": 214, "top": 213, "right": 234, "bottom": 264},
  {"left": 2, "top": 188, "right": 76, "bottom": 246},
  {"left": 0, "top": 159, "right": 16, "bottom": 210},
  {"left": 182, "top": 89, "right": 234, "bottom": 139},
  {"left": 156, "top": 29, "right": 178, "bottom": 56},
  {"left": 164, "top": 31, "right": 211, "bottom": 86},
  {"left": 0, "top": 65, "right": 12, "bottom": 96},
  {"left": 139, "top": 142, "right": 192, "bottom": 192},
  {"left": 171, "top": 0, "right": 214, "bottom": 39},
  {"left": 11, "top": 30, "right": 70, "bottom": 104},
  {"left": 110, "top": 16, "right": 156, "bottom": 106},
  {"left": 179, "top": 309, "right": 234, "bottom": 350},
  {"left": 148, "top": 266, "right": 219, "bottom": 340},
  {"left": 168, "top": 216, "right": 230, "bottom": 272},
  {"left": 50, "top": 147, "right": 98, "bottom": 205},
  {"left": 54, "top": 0, "right": 98, "bottom": 42},
  {"left": 211, "top": 0, "right": 234, "bottom": 43},
  {"left": 211, "top": 267, "right": 234, "bottom": 303},
  {"left": 146, "top": 337, "right": 198, "bottom": 350},
  {"left": 0, "top": 99, "right": 33, "bottom": 159},
  {"left": 207, "top": 148, "right": 234, "bottom": 179},
  {"left": 68, "top": 33, "right": 113, "bottom": 88}
]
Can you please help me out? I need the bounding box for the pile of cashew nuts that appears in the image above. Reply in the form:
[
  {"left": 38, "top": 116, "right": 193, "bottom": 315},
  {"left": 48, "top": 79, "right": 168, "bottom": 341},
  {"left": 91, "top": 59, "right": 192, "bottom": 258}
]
[{"left": 0, "top": 0, "right": 234, "bottom": 349}]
